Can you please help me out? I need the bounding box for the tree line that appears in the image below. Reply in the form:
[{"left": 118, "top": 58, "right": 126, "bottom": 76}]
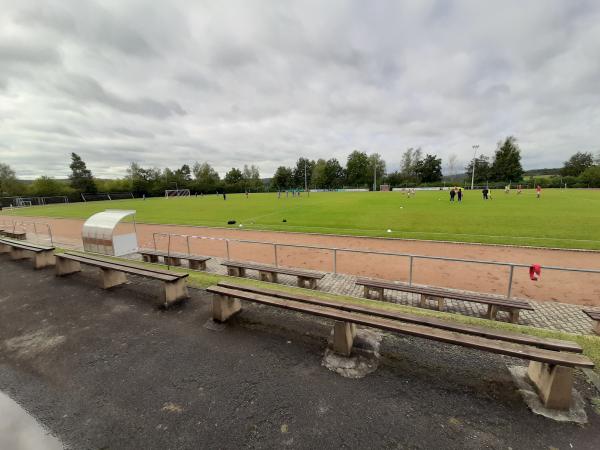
[{"left": 2, "top": 137, "right": 599, "bottom": 201}]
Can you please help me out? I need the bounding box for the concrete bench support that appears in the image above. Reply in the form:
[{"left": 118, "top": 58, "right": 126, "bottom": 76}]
[
  {"left": 164, "top": 256, "right": 182, "bottom": 266},
  {"left": 593, "top": 321, "right": 600, "bottom": 335},
  {"left": 332, "top": 321, "right": 356, "bottom": 356},
  {"left": 10, "top": 248, "right": 30, "bottom": 260},
  {"left": 188, "top": 259, "right": 206, "bottom": 270},
  {"left": 212, "top": 294, "right": 242, "bottom": 322},
  {"left": 227, "top": 266, "right": 246, "bottom": 277},
  {"left": 419, "top": 294, "right": 445, "bottom": 311},
  {"left": 142, "top": 254, "right": 159, "bottom": 263},
  {"left": 259, "top": 270, "right": 278, "bottom": 283},
  {"left": 33, "top": 251, "right": 55, "bottom": 269},
  {"left": 0, "top": 243, "right": 11, "bottom": 253},
  {"left": 164, "top": 278, "right": 189, "bottom": 306},
  {"left": 297, "top": 276, "right": 318, "bottom": 290},
  {"left": 56, "top": 257, "right": 81, "bottom": 276},
  {"left": 363, "top": 285, "right": 384, "bottom": 300},
  {"left": 527, "top": 361, "right": 573, "bottom": 410},
  {"left": 100, "top": 268, "right": 128, "bottom": 289},
  {"left": 487, "top": 305, "right": 520, "bottom": 323}
]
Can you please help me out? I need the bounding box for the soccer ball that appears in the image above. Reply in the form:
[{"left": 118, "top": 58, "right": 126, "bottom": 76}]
[
  {"left": 239, "top": 224, "right": 243, "bottom": 227},
  {"left": 387, "top": 229, "right": 392, "bottom": 233}
]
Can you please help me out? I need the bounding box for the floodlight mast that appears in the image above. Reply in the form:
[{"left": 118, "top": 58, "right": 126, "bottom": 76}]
[{"left": 470, "top": 144, "right": 480, "bottom": 190}]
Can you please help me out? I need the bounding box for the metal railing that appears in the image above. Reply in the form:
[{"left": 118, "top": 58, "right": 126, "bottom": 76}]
[{"left": 149, "top": 231, "right": 600, "bottom": 299}]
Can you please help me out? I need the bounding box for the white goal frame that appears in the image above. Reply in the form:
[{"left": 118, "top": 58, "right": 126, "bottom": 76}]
[{"left": 165, "top": 189, "right": 191, "bottom": 198}]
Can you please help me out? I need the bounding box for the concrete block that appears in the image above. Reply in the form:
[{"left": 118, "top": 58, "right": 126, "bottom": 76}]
[
  {"left": 100, "top": 268, "right": 128, "bottom": 289},
  {"left": 212, "top": 294, "right": 242, "bottom": 322},
  {"left": 527, "top": 361, "right": 573, "bottom": 410},
  {"left": 33, "top": 250, "right": 55, "bottom": 269},
  {"left": 55, "top": 257, "right": 81, "bottom": 276},
  {"left": 163, "top": 278, "right": 189, "bottom": 306},
  {"left": 332, "top": 321, "right": 356, "bottom": 356}
]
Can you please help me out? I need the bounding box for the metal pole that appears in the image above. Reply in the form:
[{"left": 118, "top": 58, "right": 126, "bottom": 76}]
[
  {"left": 470, "top": 144, "right": 479, "bottom": 190},
  {"left": 153, "top": 233, "right": 157, "bottom": 251},
  {"left": 408, "top": 256, "right": 414, "bottom": 286},
  {"left": 167, "top": 234, "right": 171, "bottom": 269},
  {"left": 274, "top": 244, "right": 278, "bottom": 267},
  {"left": 225, "top": 240, "right": 230, "bottom": 260},
  {"left": 304, "top": 161, "right": 307, "bottom": 192},
  {"left": 186, "top": 235, "right": 191, "bottom": 256},
  {"left": 506, "top": 265, "right": 515, "bottom": 298},
  {"left": 373, "top": 163, "right": 377, "bottom": 191},
  {"left": 47, "top": 224, "right": 53, "bottom": 245},
  {"left": 333, "top": 249, "right": 337, "bottom": 274}
]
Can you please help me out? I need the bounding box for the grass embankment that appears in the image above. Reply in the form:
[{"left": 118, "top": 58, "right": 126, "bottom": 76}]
[
  {"left": 5, "top": 189, "right": 600, "bottom": 249},
  {"left": 63, "top": 249, "right": 600, "bottom": 372}
]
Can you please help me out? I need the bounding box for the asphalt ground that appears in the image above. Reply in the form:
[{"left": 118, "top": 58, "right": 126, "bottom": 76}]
[{"left": 1, "top": 257, "right": 599, "bottom": 449}]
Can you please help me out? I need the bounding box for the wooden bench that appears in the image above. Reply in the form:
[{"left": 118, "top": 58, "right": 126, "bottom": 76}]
[
  {"left": 356, "top": 278, "right": 533, "bottom": 323},
  {"left": 0, "top": 229, "right": 26, "bottom": 240},
  {"left": 583, "top": 309, "right": 600, "bottom": 335},
  {"left": 207, "top": 283, "right": 593, "bottom": 410},
  {"left": 221, "top": 260, "right": 324, "bottom": 289},
  {"left": 138, "top": 249, "right": 210, "bottom": 270},
  {"left": 55, "top": 252, "right": 189, "bottom": 306},
  {"left": 0, "top": 238, "right": 55, "bottom": 269}
]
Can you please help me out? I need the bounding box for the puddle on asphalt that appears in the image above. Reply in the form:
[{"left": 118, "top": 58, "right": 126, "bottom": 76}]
[{"left": 0, "top": 391, "right": 63, "bottom": 449}]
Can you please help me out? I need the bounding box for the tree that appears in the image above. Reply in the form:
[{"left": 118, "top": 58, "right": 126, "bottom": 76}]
[
  {"left": 580, "top": 166, "right": 600, "bottom": 187},
  {"left": 69, "top": 153, "right": 97, "bottom": 194},
  {"left": 415, "top": 154, "right": 442, "bottom": 183},
  {"left": 292, "top": 158, "right": 315, "bottom": 189},
  {"left": 400, "top": 147, "right": 423, "bottom": 181},
  {"left": 368, "top": 153, "right": 386, "bottom": 190},
  {"left": 324, "top": 158, "right": 345, "bottom": 188},
  {"left": 311, "top": 159, "right": 327, "bottom": 188},
  {"left": 560, "top": 152, "right": 594, "bottom": 177},
  {"left": 224, "top": 168, "right": 243, "bottom": 185},
  {"left": 243, "top": 164, "right": 263, "bottom": 191},
  {"left": 345, "top": 150, "right": 370, "bottom": 187},
  {"left": 0, "top": 163, "right": 20, "bottom": 196},
  {"left": 464, "top": 155, "right": 491, "bottom": 184},
  {"left": 272, "top": 166, "right": 293, "bottom": 189},
  {"left": 29, "top": 176, "right": 69, "bottom": 197},
  {"left": 192, "top": 162, "right": 220, "bottom": 191},
  {"left": 490, "top": 137, "right": 524, "bottom": 182}
]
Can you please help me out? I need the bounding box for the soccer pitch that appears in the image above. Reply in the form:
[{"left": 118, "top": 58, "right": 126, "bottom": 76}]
[{"left": 3, "top": 189, "right": 600, "bottom": 250}]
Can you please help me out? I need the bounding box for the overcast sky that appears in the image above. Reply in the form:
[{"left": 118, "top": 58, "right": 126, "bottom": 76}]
[{"left": 1, "top": 0, "right": 600, "bottom": 179}]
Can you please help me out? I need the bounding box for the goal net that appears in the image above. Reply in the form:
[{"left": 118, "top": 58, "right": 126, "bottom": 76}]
[
  {"left": 81, "top": 193, "right": 111, "bottom": 202},
  {"left": 40, "top": 196, "right": 69, "bottom": 205},
  {"left": 108, "top": 192, "right": 135, "bottom": 200},
  {"left": 165, "top": 189, "right": 191, "bottom": 198}
]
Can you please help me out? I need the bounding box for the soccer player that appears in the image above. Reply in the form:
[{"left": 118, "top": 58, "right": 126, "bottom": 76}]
[
  {"left": 536, "top": 185, "right": 541, "bottom": 199},
  {"left": 457, "top": 188, "right": 463, "bottom": 202},
  {"left": 450, "top": 188, "right": 456, "bottom": 202}
]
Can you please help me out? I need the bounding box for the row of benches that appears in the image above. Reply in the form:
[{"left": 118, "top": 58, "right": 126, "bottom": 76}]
[
  {"left": 1, "top": 239, "right": 598, "bottom": 410},
  {"left": 139, "top": 249, "right": 531, "bottom": 324},
  {"left": 207, "top": 281, "right": 594, "bottom": 411}
]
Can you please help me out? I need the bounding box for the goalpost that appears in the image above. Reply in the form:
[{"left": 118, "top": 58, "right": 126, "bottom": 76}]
[
  {"left": 165, "top": 189, "right": 191, "bottom": 198},
  {"left": 40, "top": 196, "right": 69, "bottom": 205}
]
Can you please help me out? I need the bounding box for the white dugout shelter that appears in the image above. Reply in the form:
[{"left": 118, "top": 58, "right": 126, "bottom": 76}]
[{"left": 82, "top": 210, "right": 138, "bottom": 256}]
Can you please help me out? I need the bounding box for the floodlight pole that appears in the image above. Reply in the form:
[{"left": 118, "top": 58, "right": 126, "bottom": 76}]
[
  {"left": 373, "top": 164, "right": 377, "bottom": 191},
  {"left": 304, "top": 160, "right": 307, "bottom": 192},
  {"left": 470, "top": 144, "right": 479, "bottom": 190}
]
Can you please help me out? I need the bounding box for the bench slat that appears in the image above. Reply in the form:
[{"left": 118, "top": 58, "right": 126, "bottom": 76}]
[
  {"left": 0, "top": 238, "right": 54, "bottom": 252},
  {"left": 60, "top": 253, "right": 187, "bottom": 281},
  {"left": 583, "top": 309, "right": 600, "bottom": 321},
  {"left": 207, "top": 286, "right": 593, "bottom": 369},
  {"left": 139, "top": 249, "right": 210, "bottom": 262},
  {"left": 356, "top": 278, "right": 533, "bottom": 310},
  {"left": 217, "top": 281, "right": 582, "bottom": 353},
  {"left": 222, "top": 260, "right": 324, "bottom": 279}
]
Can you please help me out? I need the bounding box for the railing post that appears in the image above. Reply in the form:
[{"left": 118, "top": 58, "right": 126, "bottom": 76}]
[
  {"left": 33, "top": 222, "right": 38, "bottom": 241},
  {"left": 274, "top": 244, "right": 279, "bottom": 267},
  {"left": 153, "top": 233, "right": 157, "bottom": 251},
  {"left": 167, "top": 235, "right": 171, "bottom": 269},
  {"left": 186, "top": 235, "right": 191, "bottom": 256},
  {"left": 507, "top": 265, "right": 515, "bottom": 298},
  {"left": 408, "top": 256, "right": 414, "bottom": 286},
  {"left": 47, "top": 224, "right": 53, "bottom": 245},
  {"left": 225, "top": 240, "right": 230, "bottom": 260},
  {"left": 333, "top": 249, "right": 337, "bottom": 274}
]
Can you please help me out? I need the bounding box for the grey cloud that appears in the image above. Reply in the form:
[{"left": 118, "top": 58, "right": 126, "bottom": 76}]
[
  {"left": 55, "top": 74, "right": 186, "bottom": 119},
  {"left": 2, "top": 0, "right": 600, "bottom": 179}
]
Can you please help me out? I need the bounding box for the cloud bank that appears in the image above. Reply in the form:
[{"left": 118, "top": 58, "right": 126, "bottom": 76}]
[{"left": 1, "top": 0, "right": 599, "bottom": 179}]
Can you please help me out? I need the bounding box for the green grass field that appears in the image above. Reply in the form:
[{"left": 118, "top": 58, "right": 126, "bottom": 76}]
[{"left": 3, "top": 189, "right": 600, "bottom": 249}]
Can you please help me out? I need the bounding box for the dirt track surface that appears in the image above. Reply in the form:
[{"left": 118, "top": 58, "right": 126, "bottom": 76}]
[
  {"left": 6, "top": 214, "right": 600, "bottom": 306},
  {"left": 1, "top": 259, "right": 600, "bottom": 449}
]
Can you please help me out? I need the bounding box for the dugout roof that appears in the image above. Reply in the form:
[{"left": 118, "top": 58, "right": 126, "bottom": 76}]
[{"left": 82, "top": 209, "right": 138, "bottom": 256}]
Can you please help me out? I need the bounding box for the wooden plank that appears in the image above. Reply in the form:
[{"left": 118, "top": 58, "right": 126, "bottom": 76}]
[
  {"left": 0, "top": 239, "right": 54, "bottom": 252},
  {"left": 217, "top": 282, "right": 582, "bottom": 353},
  {"left": 221, "top": 260, "right": 324, "bottom": 279},
  {"left": 583, "top": 309, "right": 600, "bottom": 321},
  {"left": 138, "top": 249, "right": 210, "bottom": 262},
  {"left": 60, "top": 253, "right": 184, "bottom": 281},
  {"left": 356, "top": 278, "right": 533, "bottom": 310},
  {"left": 207, "top": 286, "right": 593, "bottom": 369}
]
